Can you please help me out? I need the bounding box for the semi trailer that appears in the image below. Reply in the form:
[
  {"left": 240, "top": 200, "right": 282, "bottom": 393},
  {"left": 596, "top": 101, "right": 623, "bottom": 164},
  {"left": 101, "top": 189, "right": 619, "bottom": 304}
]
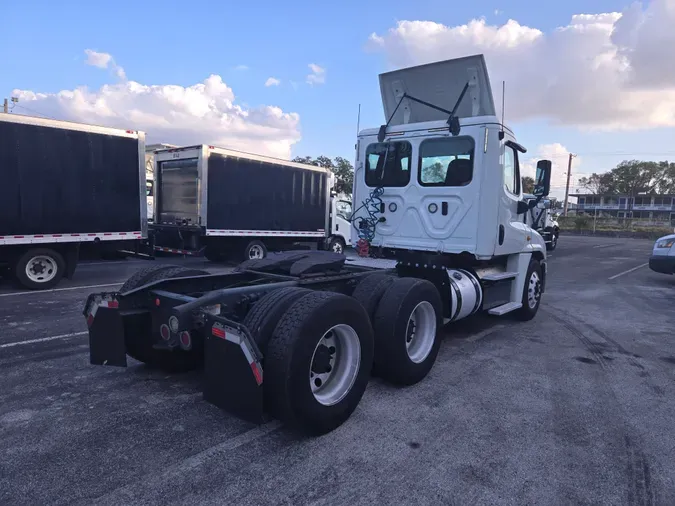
[
  {"left": 148, "top": 144, "right": 351, "bottom": 260},
  {"left": 83, "top": 54, "right": 552, "bottom": 436},
  {"left": 0, "top": 112, "right": 148, "bottom": 290}
]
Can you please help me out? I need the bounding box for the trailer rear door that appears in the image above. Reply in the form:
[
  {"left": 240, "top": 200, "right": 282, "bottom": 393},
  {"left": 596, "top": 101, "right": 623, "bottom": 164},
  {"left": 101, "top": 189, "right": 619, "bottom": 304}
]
[{"left": 157, "top": 157, "right": 200, "bottom": 225}]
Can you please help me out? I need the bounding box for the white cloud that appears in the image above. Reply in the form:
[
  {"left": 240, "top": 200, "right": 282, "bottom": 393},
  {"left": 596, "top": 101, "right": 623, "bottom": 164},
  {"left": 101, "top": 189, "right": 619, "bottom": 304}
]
[
  {"left": 366, "top": 0, "right": 675, "bottom": 131},
  {"left": 494, "top": 9, "right": 502, "bottom": 15},
  {"left": 234, "top": 65, "right": 249, "bottom": 71},
  {"left": 306, "top": 63, "right": 326, "bottom": 85},
  {"left": 265, "top": 77, "right": 281, "bottom": 87},
  {"left": 12, "top": 69, "right": 301, "bottom": 159},
  {"left": 84, "top": 49, "right": 126, "bottom": 81},
  {"left": 521, "top": 143, "right": 582, "bottom": 199}
]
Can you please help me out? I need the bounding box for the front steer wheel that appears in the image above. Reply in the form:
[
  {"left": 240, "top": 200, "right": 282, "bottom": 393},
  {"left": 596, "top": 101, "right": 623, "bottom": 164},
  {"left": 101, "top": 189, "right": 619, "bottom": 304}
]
[
  {"left": 512, "top": 258, "right": 543, "bottom": 321},
  {"left": 264, "top": 291, "right": 374, "bottom": 436}
]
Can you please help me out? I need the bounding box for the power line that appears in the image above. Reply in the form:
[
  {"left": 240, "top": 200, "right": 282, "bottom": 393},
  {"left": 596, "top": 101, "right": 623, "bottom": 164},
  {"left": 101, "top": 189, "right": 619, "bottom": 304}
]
[{"left": 12, "top": 104, "right": 55, "bottom": 120}]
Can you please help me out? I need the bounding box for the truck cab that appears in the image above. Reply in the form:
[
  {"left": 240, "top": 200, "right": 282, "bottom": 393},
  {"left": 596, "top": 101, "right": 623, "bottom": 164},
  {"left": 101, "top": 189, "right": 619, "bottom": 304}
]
[
  {"left": 325, "top": 195, "right": 352, "bottom": 254},
  {"left": 351, "top": 54, "right": 552, "bottom": 318},
  {"left": 522, "top": 194, "right": 560, "bottom": 251}
]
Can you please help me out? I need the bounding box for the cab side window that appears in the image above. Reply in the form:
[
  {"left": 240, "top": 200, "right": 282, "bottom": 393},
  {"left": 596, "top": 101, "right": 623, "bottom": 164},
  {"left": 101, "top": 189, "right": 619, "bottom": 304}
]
[{"left": 503, "top": 146, "right": 520, "bottom": 195}]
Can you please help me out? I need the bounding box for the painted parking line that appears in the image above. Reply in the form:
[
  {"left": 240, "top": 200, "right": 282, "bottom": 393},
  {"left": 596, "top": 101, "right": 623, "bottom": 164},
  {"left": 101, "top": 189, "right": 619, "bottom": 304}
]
[
  {"left": 608, "top": 263, "right": 648, "bottom": 280},
  {"left": 0, "top": 282, "right": 122, "bottom": 298},
  {"left": 0, "top": 331, "right": 88, "bottom": 349}
]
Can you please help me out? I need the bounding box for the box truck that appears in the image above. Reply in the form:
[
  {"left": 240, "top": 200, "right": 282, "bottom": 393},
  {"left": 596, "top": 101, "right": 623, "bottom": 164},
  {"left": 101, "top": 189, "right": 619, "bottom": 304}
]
[
  {"left": 0, "top": 112, "right": 147, "bottom": 289},
  {"left": 84, "top": 54, "right": 551, "bottom": 435},
  {"left": 149, "top": 145, "right": 350, "bottom": 260}
]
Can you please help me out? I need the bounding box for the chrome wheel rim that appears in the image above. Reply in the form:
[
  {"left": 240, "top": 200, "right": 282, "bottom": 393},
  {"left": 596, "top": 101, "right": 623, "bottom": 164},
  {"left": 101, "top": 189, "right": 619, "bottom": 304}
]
[
  {"left": 309, "top": 324, "right": 361, "bottom": 406},
  {"left": 405, "top": 301, "right": 437, "bottom": 363}
]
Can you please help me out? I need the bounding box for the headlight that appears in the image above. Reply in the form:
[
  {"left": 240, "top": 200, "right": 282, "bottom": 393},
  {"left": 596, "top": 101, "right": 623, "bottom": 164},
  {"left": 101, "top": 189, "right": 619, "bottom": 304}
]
[{"left": 656, "top": 239, "right": 675, "bottom": 248}]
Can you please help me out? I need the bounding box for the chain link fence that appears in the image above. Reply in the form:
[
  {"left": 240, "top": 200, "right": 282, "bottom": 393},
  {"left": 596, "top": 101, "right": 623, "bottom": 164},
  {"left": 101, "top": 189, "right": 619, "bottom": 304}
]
[{"left": 557, "top": 215, "right": 674, "bottom": 239}]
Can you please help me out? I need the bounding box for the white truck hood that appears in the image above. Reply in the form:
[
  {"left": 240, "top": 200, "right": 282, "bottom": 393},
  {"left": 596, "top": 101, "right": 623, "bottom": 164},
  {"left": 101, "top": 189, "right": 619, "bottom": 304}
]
[{"left": 379, "top": 54, "right": 496, "bottom": 126}]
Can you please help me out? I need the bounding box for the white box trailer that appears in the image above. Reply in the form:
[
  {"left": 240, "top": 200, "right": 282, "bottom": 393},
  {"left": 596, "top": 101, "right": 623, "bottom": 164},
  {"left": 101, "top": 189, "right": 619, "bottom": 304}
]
[
  {"left": 83, "top": 54, "right": 552, "bottom": 436},
  {"left": 0, "top": 112, "right": 147, "bottom": 290}
]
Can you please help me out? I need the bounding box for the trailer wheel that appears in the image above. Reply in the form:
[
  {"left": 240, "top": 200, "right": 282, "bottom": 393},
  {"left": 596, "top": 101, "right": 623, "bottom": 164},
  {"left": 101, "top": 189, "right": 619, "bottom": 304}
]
[
  {"left": 124, "top": 266, "right": 210, "bottom": 372},
  {"left": 15, "top": 248, "right": 65, "bottom": 290},
  {"left": 513, "top": 258, "right": 542, "bottom": 321},
  {"left": 372, "top": 277, "right": 443, "bottom": 386},
  {"left": 351, "top": 273, "right": 396, "bottom": 323},
  {"left": 244, "top": 240, "right": 267, "bottom": 261},
  {"left": 265, "top": 291, "right": 374, "bottom": 435},
  {"left": 243, "top": 287, "right": 312, "bottom": 355}
]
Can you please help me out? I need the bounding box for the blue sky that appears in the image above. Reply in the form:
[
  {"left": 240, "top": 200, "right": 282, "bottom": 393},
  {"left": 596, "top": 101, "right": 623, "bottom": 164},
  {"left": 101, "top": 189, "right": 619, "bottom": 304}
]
[{"left": 2, "top": 0, "right": 675, "bottom": 199}]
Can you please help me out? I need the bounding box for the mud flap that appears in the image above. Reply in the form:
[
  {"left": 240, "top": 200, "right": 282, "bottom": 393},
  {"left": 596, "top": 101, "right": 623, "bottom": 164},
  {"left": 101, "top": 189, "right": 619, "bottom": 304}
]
[
  {"left": 203, "top": 316, "right": 266, "bottom": 425},
  {"left": 88, "top": 306, "right": 128, "bottom": 367}
]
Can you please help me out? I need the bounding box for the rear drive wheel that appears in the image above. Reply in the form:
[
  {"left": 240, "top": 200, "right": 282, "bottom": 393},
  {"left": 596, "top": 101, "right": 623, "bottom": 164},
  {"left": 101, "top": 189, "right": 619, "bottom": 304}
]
[
  {"left": 351, "top": 272, "right": 396, "bottom": 323},
  {"left": 372, "top": 277, "right": 443, "bottom": 386},
  {"left": 513, "top": 258, "right": 542, "bottom": 321},
  {"left": 546, "top": 230, "right": 558, "bottom": 251},
  {"left": 122, "top": 266, "right": 210, "bottom": 372},
  {"left": 243, "top": 287, "right": 312, "bottom": 356},
  {"left": 118, "top": 264, "right": 178, "bottom": 293},
  {"left": 265, "top": 291, "right": 374, "bottom": 435},
  {"left": 244, "top": 240, "right": 267, "bottom": 261},
  {"left": 15, "top": 248, "right": 65, "bottom": 290}
]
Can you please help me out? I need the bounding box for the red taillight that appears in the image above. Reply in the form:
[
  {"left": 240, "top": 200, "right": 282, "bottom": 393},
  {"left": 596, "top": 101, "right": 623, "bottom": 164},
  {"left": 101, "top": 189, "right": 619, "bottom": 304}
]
[
  {"left": 107, "top": 300, "right": 119, "bottom": 309},
  {"left": 86, "top": 314, "right": 94, "bottom": 327},
  {"left": 179, "top": 331, "right": 192, "bottom": 350},
  {"left": 155, "top": 298, "right": 160, "bottom": 306},
  {"left": 159, "top": 324, "right": 170, "bottom": 340},
  {"left": 212, "top": 327, "right": 226, "bottom": 339}
]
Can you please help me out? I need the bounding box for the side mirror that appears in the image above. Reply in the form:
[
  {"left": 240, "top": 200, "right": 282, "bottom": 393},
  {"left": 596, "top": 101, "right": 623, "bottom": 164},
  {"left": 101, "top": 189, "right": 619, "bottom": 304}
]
[
  {"left": 517, "top": 200, "right": 530, "bottom": 215},
  {"left": 534, "top": 160, "right": 552, "bottom": 197}
]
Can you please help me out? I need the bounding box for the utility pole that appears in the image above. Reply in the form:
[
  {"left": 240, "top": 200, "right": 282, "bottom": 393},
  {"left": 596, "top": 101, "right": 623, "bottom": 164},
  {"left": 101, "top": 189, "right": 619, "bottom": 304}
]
[
  {"left": 3, "top": 98, "right": 7, "bottom": 113},
  {"left": 563, "top": 152, "right": 576, "bottom": 216}
]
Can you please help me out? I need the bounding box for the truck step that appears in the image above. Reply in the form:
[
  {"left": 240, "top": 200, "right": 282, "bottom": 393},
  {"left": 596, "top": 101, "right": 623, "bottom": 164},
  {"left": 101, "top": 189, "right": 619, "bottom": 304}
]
[
  {"left": 487, "top": 302, "right": 523, "bottom": 316},
  {"left": 481, "top": 271, "right": 518, "bottom": 281}
]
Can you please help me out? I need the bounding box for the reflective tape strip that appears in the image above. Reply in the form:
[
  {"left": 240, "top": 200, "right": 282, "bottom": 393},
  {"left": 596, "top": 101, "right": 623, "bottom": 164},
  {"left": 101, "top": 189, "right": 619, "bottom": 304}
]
[
  {"left": 205, "top": 229, "right": 325, "bottom": 237},
  {"left": 0, "top": 232, "right": 143, "bottom": 245}
]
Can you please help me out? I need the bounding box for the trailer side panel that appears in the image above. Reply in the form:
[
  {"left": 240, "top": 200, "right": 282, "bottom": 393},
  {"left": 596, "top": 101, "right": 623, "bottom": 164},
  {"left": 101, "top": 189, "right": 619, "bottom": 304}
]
[
  {"left": 0, "top": 120, "right": 143, "bottom": 236},
  {"left": 205, "top": 153, "right": 328, "bottom": 233}
]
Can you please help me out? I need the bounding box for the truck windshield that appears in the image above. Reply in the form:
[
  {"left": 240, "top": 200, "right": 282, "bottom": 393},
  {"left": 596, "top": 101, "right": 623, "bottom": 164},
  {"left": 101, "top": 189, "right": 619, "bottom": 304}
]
[
  {"left": 158, "top": 158, "right": 199, "bottom": 224},
  {"left": 365, "top": 141, "right": 412, "bottom": 187}
]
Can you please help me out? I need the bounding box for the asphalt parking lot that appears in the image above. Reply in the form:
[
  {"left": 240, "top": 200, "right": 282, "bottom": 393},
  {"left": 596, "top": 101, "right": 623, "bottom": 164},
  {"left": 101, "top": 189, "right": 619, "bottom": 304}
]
[{"left": 2, "top": 236, "right": 675, "bottom": 505}]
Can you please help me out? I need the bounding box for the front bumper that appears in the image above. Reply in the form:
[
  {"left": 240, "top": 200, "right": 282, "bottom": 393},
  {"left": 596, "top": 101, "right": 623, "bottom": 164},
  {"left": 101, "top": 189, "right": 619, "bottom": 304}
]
[{"left": 648, "top": 255, "right": 675, "bottom": 274}]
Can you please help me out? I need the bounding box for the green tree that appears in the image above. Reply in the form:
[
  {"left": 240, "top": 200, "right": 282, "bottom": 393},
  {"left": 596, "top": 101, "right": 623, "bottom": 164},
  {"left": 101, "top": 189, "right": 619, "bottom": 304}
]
[
  {"left": 292, "top": 155, "right": 354, "bottom": 195},
  {"left": 522, "top": 176, "right": 534, "bottom": 193},
  {"left": 577, "top": 160, "right": 675, "bottom": 196}
]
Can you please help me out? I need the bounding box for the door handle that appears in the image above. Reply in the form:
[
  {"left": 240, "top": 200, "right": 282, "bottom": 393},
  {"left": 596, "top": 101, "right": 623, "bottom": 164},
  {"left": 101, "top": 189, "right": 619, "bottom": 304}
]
[
  {"left": 499, "top": 225, "right": 504, "bottom": 245},
  {"left": 380, "top": 202, "right": 385, "bottom": 213},
  {"left": 441, "top": 202, "right": 448, "bottom": 216}
]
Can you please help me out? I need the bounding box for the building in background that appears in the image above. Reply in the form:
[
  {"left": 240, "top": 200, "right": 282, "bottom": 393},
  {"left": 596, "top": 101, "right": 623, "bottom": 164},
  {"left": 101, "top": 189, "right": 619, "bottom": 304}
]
[{"left": 571, "top": 193, "right": 675, "bottom": 224}]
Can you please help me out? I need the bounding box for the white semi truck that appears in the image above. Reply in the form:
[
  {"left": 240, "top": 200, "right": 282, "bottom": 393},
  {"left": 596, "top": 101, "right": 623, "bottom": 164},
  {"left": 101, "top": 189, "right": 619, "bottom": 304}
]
[
  {"left": 523, "top": 194, "right": 560, "bottom": 251},
  {"left": 84, "top": 54, "right": 551, "bottom": 436}
]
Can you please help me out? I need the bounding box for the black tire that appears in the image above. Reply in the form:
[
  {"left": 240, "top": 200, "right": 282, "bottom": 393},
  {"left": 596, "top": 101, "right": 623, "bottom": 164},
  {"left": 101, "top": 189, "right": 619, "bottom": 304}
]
[
  {"left": 265, "top": 291, "right": 374, "bottom": 435},
  {"left": 243, "top": 287, "right": 312, "bottom": 355},
  {"left": 15, "top": 248, "right": 65, "bottom": 290},
  {"left": 327, "top": 236, "right": 346, "bottom": 255},
  {"left": 119, "top": 264, "right": 179, "bottom": 293},
  {"left": 124, "top": 266, "right": 210, "bottom": 372},
  {"left": 372, "top": 277, "right": 443, "bottom": 386},
  {"left": 546, "top": 229, "right": 558, "bottom": 251},
  {"left": 351, "top": 273, "right": 396, "bottom": 323},
  {"left": 244, "top": 240, "right": 267, "bottom": 261},
  {"left": 513, "top": 258, "right": 543, "bottom": 321}
]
